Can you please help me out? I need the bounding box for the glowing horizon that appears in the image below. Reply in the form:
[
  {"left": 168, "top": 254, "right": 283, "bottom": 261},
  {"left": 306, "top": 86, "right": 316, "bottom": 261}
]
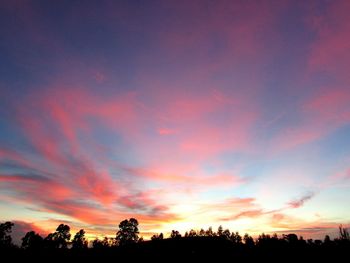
[{"left": 0, "top": 0, "right": 350, "bottom": 243}]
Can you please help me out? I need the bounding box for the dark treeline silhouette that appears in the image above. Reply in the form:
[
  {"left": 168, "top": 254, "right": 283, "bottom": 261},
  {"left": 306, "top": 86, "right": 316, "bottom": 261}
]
[{"left": 1, "top": 219, "right": 349, "bottom": 262}]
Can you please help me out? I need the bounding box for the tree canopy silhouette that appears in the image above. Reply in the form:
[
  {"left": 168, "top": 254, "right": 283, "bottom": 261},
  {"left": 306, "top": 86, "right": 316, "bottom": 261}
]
[
  {"left": 170, "top": 230, "right": 181, "bottom": 239},
  {"left": 116, "top": 218, "right": 139, "bottom": 245},
  {"left": 22, "top": 231, "right": 43, "bottom": 250},
  {"left": 0, "top": 221, "right": 14, "bottom": 248},
  {"left": 72, "top": 229, "right": 88, "bottom": 249},
  {"left": 44, "top": 224, "right": 71, "bottom": 249}
]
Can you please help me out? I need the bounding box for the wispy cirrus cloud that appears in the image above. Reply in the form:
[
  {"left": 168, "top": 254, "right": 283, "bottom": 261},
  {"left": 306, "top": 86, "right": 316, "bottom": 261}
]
[
  {"left": 271, "top": 88, "right": 350, "bottom": 151},
  {"left": 221, "top": 192, "right": 316, "bottom": 221},
  {"left": 2, "top": 83, "right": 253, "bottom": 235},
  {"left": 287, "top": 192, "right": 315, "bottom": 209},
  {"left": 270, "top": 1, "right": 350, "bottom": 152}
]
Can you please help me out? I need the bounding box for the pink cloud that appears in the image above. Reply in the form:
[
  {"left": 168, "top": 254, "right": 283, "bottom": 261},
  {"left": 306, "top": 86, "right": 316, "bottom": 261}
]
[
  {"left": 4, "top": 1, "right": 276, "bottom": 224},
  {"left": 2, "top": 82, "right": 250, "bottom": 227},
  {"left": 220, "top": 192, "right": 316, "bottom": 222},
  {"left": 127, "top": 165, "right": 243, "bottom": 191},
  {"left": 0, "top": 173, "right": 73, "bottom": 201},
  {"left": 287, "top": 192, "right": 315, "bottom": 209},
  {"left": 151, "top": 0, "right": 288, "bottom": 67},
  {"left": 158, "top": 128, "right": 177, "bottom": 136},
  {"left": 269, "top": 1, "right": 350, "bottom": 152},
  {"left": 3, "top": 1, "right": 350, "bottom": 243},
  {"left": 0, "top": 172, "right": 176, "bottom": 227},
  {"left": 272, "top": 87, "right": 350, "bottom": 151},
  {"left": 304, "top": 88, "right": 350, "bottom": 125},
  {"left": 320, "top": 166, "right": 350, "bottom": 189},
  {"left": 308, "top": 1, "right": 350, "bottom": 77},
  {"left": 204, "top": 197, "right": 257, "bottom": 211},
  {"left": 223, "top": 209, "right": 264, "bottom": 221},
  {"left": 202, "top": 197, "right": 258, "bottom": 219},
  {"left": 0, "top": 148, "right": 42, "bottom": 173},
  {"left": 11, "top": 89, "right": 139, "bottom": 205},
  {"left": 15, "top": 85, "right": 253, "bottom": 189}
]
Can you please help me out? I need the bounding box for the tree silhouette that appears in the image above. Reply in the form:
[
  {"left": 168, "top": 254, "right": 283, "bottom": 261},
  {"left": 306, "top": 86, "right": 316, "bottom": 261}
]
[
  {"left": 170, "top": 230, "right": 181, "bottom": 239},
  {"left": 116, "top": 218, "right": 139, "bottom": 245},
  {"left": 217, "top": 225, "right": 223, "bottom": 236},
  {"left": 222, "top": 229, "right": 231, "bottom": 240},
  {"left": 283, "top": 233, "right": 299, "bottom": 245},
  {"left": 151, "top": 233, "right": 163, "bottom": 241},
  {"left": 243, "top": 233, "right": 255, "bottom": 247},
  {"left": 257, "top": 233, "right": 270, "bottom": 245},
  {"left": 188, "top": 229, "right": 197, "bottom": 237},
  {"left": 230, "top": 232, "right": 242, "bottom": 244},
  {"left": 0, "top": 221, "right": 14, "bottom": 248},
  {"left": 102, "top": 237, "right": 111, "bottom": 247},
  {"left": 103, "top": 237, "right": 118, "bottom": 247},
  {"left": 92, "top": 238, "right": 103, "bottom": 249},
  {"left": 324, "top": 235, "right": 331, "bottom": 244},
  {"left": 54, "top": 224, "right": 71, "bottom": 248},
  {"left": 72, "top": 229, "right": 87, "bottom": 249},
  {"left": 45, "top": 224, "right": 71, "bottom": 249},
  {"left": 205, "top": 226, "right": 214, "bottom": 237},
  {"left": 44, "top": 233, "right": 56, "bottom": 249},
  {"left": 21, "top": 231, "right": 43, "bottom": 249}
]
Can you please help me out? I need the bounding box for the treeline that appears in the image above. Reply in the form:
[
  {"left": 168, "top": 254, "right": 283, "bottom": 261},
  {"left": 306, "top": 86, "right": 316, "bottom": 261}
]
[
  {"left": 0, "top": 218, "right": 140, "bottom": 249},
  {"left": 1, "top": 219, "right": 350, "bottom": 261}
]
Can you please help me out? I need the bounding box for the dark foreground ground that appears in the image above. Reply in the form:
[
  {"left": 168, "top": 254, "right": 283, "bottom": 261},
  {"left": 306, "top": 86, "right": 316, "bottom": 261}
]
[{"left": 2, "top": 237, "right": 349, "bottom": 262}]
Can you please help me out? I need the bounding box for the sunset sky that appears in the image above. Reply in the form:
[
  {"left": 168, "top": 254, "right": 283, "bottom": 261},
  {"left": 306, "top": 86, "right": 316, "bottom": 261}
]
[{"left": 1, "top": 0, "right": 350, "bottom": 242}]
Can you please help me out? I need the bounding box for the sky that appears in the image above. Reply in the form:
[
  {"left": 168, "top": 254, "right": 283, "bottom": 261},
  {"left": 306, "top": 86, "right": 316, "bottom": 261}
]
[{"left": 0, "top": 0, "right": 350, "bottom": 242}]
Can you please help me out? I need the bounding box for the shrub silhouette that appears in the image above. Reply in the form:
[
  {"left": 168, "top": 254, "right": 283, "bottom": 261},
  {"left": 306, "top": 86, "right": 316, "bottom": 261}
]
[{"left": 339, "top": 224, "right": 350, "bottom": 240}]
